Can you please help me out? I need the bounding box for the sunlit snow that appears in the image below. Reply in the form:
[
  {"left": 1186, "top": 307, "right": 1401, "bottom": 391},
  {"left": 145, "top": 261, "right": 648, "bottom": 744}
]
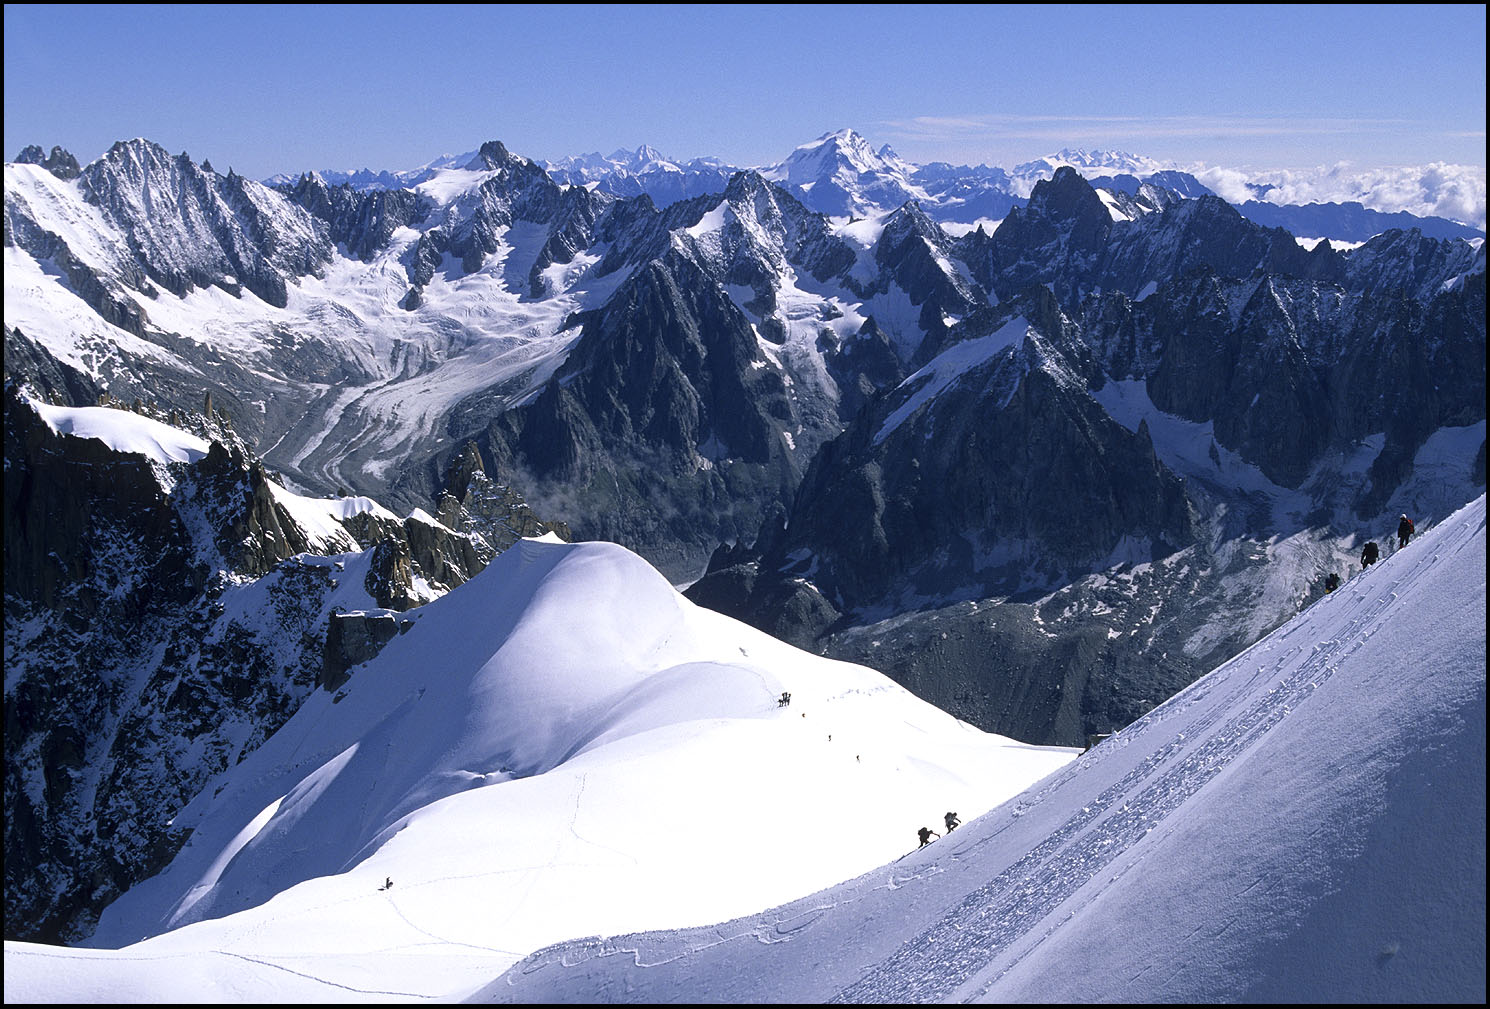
[
  {"left": 482, "top": 495, "right": 1490, "bottom": 1004},
  {"left": 2, "top": 536, "right": 1076, "bottom": 1002}
]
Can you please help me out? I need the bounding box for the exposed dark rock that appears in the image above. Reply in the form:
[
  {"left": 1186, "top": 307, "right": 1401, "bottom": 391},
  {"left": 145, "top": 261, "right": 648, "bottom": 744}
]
[
  {"left": 62, "top": 139, "right": 333, "bottom": 308},
  {"left": 364, "top": 536, "right": 417, "bottom": 610},
  {"left": 471, "top": 247, "right": 808, "bottom": 577},
  {"left": 14, "top": 144, "right": 81, "bottom": 179},
  {"left": 322, "top": 611, "right": 412, "bottom": 691},
  {"left": 3, "top": 327, "right": 104, "bottom": 408},
  {"left": 281, "top": 174, "right": 425, "bottom": 261},
  {"left": 3, "top": 389, "right": 339, "bottom": 942},
  {"left": 433, "top": 441, "right": 571, "bottom": 556},
  {"left": 756, "top": 297, "right": 1194, "bottom": 616}
]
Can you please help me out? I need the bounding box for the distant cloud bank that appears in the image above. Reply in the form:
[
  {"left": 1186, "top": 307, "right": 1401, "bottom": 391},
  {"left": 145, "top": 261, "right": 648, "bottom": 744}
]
[{"left": 1194, "top": 162, "right": 1485, "bottom": 230}]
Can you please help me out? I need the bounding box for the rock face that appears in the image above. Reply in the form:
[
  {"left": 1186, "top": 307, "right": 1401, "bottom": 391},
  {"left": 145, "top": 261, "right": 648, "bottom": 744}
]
[
  {"left": 433, "top": 440, "right": 572, "bottom": 555},
  {"left": 1082, "top": 264, "right": 1487, "bottom": 493},
  {"left": 279, "top": 174, "right": 425, "bottom": 262},
  {"left": 321, "top": 611, "right": 413, "bottom": 692},
  {"left": 956, "top": 169, "right": 1336, "bottom": 308},
  {"left": 4, "top": 387, "right": 320, "bottom": 942},
  {"left": 473, "top": 247, "right": 804, "bottom": 573},
  {"left": 689, "top": 291, "right": 1195, "bottom": 623}
]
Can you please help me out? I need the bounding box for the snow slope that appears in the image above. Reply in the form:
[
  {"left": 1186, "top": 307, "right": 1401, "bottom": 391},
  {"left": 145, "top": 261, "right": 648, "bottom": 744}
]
[
  {"left": 1, "top": 537, "right": 1074, "bottom": 1003},
  {"left": 479, "top": 496, "right": 1487, "bottom": 1003},
  {"left": 31, "top": 400, "right": 210, "bottom": 465}
]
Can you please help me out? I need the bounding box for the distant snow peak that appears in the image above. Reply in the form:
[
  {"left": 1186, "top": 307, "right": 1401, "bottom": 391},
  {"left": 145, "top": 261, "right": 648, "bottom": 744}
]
[
  {"left": 782, "top": 128, "right": 903, "bottom": 178},
  {"left": 1014, "top": 147, "right": 1163, "bottom": 178}
]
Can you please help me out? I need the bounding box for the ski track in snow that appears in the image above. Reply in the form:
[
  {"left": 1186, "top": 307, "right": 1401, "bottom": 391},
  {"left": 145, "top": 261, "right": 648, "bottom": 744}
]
[
  {"left": 210, "top": 949, "right": 432, "bottom": 999},
  {"left": 824, "top": 548, "right": 1438, "bottom": 1003}
]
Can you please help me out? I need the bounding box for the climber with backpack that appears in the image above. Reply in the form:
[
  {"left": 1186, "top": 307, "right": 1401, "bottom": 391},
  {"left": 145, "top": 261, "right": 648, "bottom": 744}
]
[
  {"left": 1397, "top": 514, "right": 1415, "bottom": 549},
  {"left": 1361, "top": 540, "right": 1379, "bottom": 567},
  {"left": 917, "top": 826, "right": 940, "bottom": 848}
]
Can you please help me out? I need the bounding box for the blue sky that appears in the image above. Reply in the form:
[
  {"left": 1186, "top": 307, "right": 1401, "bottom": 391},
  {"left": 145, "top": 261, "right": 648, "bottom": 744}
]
[{"left": 4, "top": 4, "right": 1484, "bottom": 178}]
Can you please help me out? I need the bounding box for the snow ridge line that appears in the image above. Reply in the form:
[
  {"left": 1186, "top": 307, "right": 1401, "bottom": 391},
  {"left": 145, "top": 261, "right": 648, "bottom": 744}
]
[{"left": 829, "top": 558, "right": 1408, "bottom": 1003}]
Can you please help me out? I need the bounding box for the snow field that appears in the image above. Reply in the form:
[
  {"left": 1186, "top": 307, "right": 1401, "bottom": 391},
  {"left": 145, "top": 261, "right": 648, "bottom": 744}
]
[
  {"left": 3, "top": 536, "right": 1076, "bottom": 1002},
  {"left": 478, "top": 495, "right": 1486, "bottom": 1003}
]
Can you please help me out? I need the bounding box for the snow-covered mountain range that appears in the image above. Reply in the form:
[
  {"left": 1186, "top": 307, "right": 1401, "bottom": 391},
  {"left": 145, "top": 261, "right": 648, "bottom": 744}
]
[
  {"left": 6, "top": 493, "right": 1482, "bottom": 1002},
  {"left": 266, "top": 129, "right": 1488, "bottom": 238},
  {"left": 8, "top": 135, "right": 1480, "bottom": 569},
  {"left": 4, "top": 126, "right": 1485, "bottom": 968},
  {"left": 6, "top": 131, "right": 1484, "bottom": 722}
]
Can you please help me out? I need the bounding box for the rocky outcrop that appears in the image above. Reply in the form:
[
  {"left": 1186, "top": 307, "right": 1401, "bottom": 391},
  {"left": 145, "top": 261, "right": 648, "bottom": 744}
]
[
  {"left": 2, "top": 327, "right": 103, "bottom": 407},
  {"left": 322, "top": 611, "right": 413, "bottom": 692},
  {"left": 956, "top": 169, "right": 1348, "bottom": 310},
  {"left": 868, "top": 201, "right": 986, "bottom": 364},
  {"left": 3, "top": 385, "right": 202, "bottom": 614},
  {"left": 280, "top": 174, "right": 426, "bottom": 261},
  {"left": 14, "top": 144, "right": 81, "bottom": 180},
  {"left": 433, "top": 440, "right": 571, "bottom": 556},
  {"left": 959, "top": 167, "right": 1115, "bottom": 303},
  {"left": 187, "top": 441, "right": 322, "bottom": 575}
]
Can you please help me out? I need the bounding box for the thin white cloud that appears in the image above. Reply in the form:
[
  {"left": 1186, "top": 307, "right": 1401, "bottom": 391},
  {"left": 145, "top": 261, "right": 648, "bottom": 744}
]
[
  {"left": 878, "top": 113, "right": 1424, "bottom": 145},
  {"left": 873, "top": 113, "right": 1486, "bottom": 228}
]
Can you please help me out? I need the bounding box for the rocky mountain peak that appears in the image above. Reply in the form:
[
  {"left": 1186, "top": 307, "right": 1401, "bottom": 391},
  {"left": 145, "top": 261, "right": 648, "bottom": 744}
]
[
  {"left": 1026, "top": 166, "right": 1109, "bottom": 224},
  {"left": 878, "top": 199, "right": 942, "bottom": 247},
  {"left": 630, "top": 143, "right": 666, "bottom": 167},
  {"left": 723, "top": 167, "right": 776, "bottom": 203},
  {"left": 13, "top": 144, "right": 80, "bottom": 179},
  {"left": 67, "top": 138, "right": 332, "bottom": 308},
  {"left": 472, "top": 139, "right": 514, "bottom": 170}
]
